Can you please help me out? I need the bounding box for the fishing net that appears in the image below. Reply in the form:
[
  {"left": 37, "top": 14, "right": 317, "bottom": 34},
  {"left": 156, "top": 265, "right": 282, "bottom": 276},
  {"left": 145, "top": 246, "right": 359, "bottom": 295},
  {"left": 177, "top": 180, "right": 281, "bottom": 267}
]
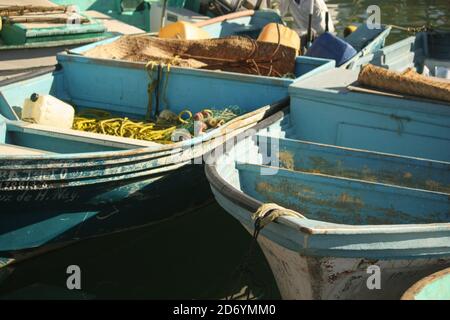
[
  {"left": 83, "top": 35, "right": 297, "bottom": 78},
  {"left": 357, "top": 64, "right": 450, "bottom": 103}
]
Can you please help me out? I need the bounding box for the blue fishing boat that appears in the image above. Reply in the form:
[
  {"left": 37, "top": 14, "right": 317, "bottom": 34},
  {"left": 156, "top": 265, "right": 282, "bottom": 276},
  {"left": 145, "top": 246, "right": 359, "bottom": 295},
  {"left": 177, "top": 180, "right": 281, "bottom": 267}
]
[
  {"left": 0, "top": 40, "right": 336, "bottom": 269},
  {"left": 401, "top": 267, "right": 450, "bottom": 300},
  {"left": 204, "top": 32, "right": 450, "bottom": 299}
]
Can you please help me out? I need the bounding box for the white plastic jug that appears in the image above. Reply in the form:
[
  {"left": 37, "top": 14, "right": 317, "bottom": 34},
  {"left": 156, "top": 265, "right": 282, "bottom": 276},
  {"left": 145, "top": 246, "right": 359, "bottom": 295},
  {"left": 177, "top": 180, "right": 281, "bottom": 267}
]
[{"left": 22, "top": 93, "right": 75, "bottom": 129}]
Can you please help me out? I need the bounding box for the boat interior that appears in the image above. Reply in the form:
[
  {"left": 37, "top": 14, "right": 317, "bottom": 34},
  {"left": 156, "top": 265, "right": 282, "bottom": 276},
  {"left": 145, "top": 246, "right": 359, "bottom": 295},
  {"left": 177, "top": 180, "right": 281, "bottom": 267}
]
[
  {"left": 215, "top": 111, "right": 450, "bottom": 226},
  {"left": 213, "top": 31, "right": 450, "bottom": 226}
]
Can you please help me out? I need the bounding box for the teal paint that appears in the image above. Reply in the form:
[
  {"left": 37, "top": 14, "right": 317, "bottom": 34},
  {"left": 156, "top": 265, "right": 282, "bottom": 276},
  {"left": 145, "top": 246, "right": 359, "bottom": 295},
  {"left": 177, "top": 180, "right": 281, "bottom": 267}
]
[{"left": 403, "top": 267, "right": 450, "bottom": 300}]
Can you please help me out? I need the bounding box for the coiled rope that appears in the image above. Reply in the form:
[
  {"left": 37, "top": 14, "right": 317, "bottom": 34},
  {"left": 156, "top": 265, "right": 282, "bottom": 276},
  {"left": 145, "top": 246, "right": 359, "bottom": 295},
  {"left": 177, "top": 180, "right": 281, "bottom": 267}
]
[{"left": 73, "top": 109, "right": 178, "bottom": 143}]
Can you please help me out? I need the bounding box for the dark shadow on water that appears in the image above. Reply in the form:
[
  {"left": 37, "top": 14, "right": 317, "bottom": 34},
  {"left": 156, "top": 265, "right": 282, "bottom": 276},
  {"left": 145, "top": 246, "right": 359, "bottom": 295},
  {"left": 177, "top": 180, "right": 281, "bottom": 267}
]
[{"left": 0, "top": 202, "right": 280, "bottom": 300}]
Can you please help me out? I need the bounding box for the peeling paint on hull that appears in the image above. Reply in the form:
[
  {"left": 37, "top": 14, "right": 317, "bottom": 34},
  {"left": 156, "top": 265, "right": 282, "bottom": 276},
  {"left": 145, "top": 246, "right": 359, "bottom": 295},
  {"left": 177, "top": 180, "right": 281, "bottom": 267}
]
[{"left": 257, "top": 233, "right": 450, "bottom": 300}]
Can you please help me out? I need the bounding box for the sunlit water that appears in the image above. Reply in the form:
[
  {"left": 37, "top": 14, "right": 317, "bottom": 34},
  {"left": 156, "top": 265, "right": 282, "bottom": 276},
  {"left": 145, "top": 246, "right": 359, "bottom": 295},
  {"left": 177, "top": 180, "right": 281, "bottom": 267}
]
[
  {"left": 1, "top": 0, "right": 449, "bottom": 299},
  {"left": 328, "top": 0, "right": 449, "bottom": 42}
]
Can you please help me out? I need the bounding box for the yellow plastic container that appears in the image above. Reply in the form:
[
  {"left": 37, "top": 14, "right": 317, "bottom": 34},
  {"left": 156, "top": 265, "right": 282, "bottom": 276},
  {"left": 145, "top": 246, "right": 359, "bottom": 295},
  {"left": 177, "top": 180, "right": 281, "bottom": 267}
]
[
  {"left": 344, "top": 25, "right": 358, "bottom": 37},
  {"left": 158, "top": 21, "right": 211, "bottom": 40},
  {"left": 22, "top": 93, "right": 75, "bottom": 129},
  {"left": 257, "top": 23, "right": 301, "bottom": 55}
]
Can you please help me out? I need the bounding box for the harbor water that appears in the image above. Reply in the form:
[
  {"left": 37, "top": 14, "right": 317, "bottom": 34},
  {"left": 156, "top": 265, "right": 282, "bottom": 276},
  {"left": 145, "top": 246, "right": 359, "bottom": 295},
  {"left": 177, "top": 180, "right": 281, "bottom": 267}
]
[{"left": 0, "top": 0, "right": 449, "bottom": 299}]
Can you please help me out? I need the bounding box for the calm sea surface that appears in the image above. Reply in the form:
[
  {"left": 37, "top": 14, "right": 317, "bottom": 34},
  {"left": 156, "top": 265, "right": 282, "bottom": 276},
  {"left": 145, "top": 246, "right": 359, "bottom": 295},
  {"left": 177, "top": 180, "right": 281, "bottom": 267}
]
[{"left": 0, "top": 0, "right": 449, "bottom": 299}]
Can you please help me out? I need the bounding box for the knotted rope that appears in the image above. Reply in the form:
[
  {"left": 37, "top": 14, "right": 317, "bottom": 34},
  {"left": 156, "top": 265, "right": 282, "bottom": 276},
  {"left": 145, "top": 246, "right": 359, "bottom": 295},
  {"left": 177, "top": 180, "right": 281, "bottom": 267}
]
[{"left": 252, "top": 203, "right": 305, "bottom": 229}]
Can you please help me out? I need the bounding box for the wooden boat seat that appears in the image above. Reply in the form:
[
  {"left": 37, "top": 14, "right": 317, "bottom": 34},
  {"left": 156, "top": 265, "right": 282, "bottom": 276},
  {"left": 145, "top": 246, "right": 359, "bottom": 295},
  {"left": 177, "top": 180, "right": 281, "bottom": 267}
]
[
  {"left": 0, "top": 143, "right": 52, "bottom": 155},
  {"left": 258, "top": 134, "right": 450, "bottom": 193},
  {"left": 9, "top": 121, "right": 162, "bottom": 149}
]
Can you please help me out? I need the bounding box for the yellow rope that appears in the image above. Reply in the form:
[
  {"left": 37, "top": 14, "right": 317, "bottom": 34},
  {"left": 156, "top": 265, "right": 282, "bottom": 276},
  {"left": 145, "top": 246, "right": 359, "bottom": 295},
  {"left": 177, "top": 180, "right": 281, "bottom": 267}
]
[
  {"left": 72, "top": 106, "right": 239, "bottom": 143},
  {"left": 146, "top": 57, "right": 180, "bottom": 117},
  {"left": 178, "top": 109, "right": 192, "bottom": 124},
  {"left": 145, "top": 61, "right": 159, "bottom": 121},
  {"left": 162, "top": 56, "right": 180, "bottom": 109},
  {"left": 252, "top": 203, "right": 305, "bottom": 229},
  {"left": 72, "top": 109, "right": 182, "bottom": 143}
]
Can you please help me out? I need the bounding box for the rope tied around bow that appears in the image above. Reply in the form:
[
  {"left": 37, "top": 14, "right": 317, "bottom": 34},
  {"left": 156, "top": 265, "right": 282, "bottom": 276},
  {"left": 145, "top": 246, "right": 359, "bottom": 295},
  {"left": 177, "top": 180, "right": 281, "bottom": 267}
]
[{"left": 252, "top": 203, "right": 306, "bottom": 230}]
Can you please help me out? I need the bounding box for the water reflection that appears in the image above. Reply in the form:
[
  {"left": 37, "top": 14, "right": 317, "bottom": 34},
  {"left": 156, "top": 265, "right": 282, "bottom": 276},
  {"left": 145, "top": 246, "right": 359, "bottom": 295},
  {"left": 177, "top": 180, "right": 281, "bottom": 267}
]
[{"left": 328, "top": 0, "right": 449, "bottom": 42}]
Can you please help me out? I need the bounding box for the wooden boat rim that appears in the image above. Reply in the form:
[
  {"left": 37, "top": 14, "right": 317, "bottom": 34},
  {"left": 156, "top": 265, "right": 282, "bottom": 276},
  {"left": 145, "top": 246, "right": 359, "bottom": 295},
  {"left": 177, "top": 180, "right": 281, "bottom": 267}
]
[
  {"left": 401, "top": 267, "right": 450, "bottom": 300},
  {"left": 204, "top": 110, "right": 450, "bottom": 235}
]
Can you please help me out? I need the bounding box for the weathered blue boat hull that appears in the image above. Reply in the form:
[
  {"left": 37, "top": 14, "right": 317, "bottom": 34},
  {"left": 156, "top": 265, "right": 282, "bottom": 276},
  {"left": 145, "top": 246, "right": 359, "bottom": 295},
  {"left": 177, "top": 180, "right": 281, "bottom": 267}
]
[{"left": 0, "top": 163, "right": 210, "bottom": 254}]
